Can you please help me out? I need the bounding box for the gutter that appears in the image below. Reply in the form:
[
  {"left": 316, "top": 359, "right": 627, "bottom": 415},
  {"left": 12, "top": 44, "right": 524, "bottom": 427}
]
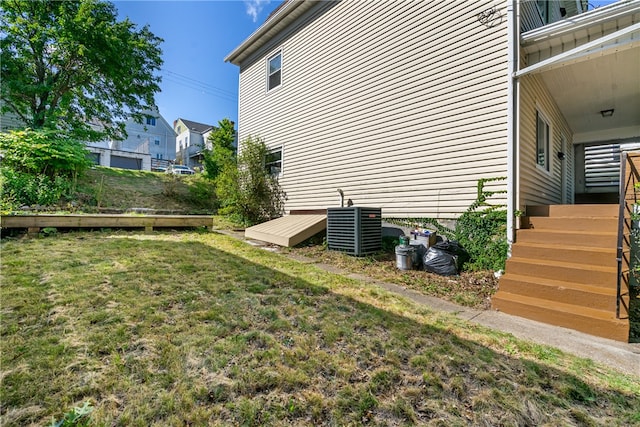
[
  {"left": 225, "top": 0, "right": 307, "bottom": 65},
  {"left": 521, "top": 0, "right": 640, "bottom": 46},
  {"left": 516, "top": 22, "right": 640, "bottom": 77}
]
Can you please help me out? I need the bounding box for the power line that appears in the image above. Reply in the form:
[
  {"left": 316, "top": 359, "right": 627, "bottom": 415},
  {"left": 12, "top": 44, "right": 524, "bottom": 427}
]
[
  {"left": 160, "top": 68, "right": 237, "bottom": 101},
  {"left": 162, "top": 75, "right": 236, "bottom": 103}
]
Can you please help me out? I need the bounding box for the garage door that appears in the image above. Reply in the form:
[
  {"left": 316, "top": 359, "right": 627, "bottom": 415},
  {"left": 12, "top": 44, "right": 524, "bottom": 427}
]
[{"left": 111, "top": 156, "right": 142, "bottom": 170}]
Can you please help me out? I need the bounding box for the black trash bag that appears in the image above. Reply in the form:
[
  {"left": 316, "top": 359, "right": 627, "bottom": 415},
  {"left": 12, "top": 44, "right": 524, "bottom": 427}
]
[{"left": 423, "top": 241, "right": 469, "bottom": 276}]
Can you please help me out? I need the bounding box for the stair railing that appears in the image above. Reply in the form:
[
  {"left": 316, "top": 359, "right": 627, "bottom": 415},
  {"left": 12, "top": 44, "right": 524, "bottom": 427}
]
[{"left": 616, "top": 151, "right": 640, "bottom": 319}]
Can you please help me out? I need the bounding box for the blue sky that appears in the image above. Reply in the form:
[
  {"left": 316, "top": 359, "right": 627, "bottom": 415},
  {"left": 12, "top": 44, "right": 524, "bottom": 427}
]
[{"left": 113, "top": 0, "right": 284, "bottom": 129}]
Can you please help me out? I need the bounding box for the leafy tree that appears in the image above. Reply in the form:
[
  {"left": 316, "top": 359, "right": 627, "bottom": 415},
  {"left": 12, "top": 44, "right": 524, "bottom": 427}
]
[
  {"left": 216, "top": 136, "right": 286, "bottom": 225},
  {"left": 202, "top": 118, "right": 236, "bottom": 180},
  {"left": 0, "top": 0, "right": 163, "bottom": 141}
]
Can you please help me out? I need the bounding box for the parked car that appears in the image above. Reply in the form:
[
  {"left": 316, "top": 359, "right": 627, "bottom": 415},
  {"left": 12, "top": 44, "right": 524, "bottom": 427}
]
[{"left": 166, "top": 165, "right": 195, "bottom": 175}]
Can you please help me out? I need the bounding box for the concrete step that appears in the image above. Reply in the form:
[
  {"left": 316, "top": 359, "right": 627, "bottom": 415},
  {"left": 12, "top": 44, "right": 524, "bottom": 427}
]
[
  {"left": 505, "top": 257, "right": 616, "bottom": 286},
  {"left": 510, "top": 242, "right": 616, "bottom": 268},
  {"left": 491, "top": 291, "right": 629, "bottom": 342},
  {"left": 498, "top": 273, "right": 617, "bottom": 311},
  {"left": 516, "top": 229, "right": 617, "bottom": 248},
  {"left": 526, "top": 204, "right": 618, "bottom": 218},
  {"left": 521, "top": 216, "right": 618, "bottom": 232}
]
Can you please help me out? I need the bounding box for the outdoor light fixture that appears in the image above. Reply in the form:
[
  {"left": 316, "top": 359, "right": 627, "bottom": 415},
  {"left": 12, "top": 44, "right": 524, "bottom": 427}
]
[{"left": 600, "top": 109, "right": 614, "bottom": 117}]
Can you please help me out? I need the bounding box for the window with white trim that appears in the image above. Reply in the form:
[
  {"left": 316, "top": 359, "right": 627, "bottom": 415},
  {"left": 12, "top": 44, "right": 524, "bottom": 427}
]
[
  {"left": 265, "top": 147, "right": 282, "bottom": 176},
  {"left": 536, "top": 110, "right": 550, "bottom": 172},
  {"left": 267, "top": 51, "right": 282, "bottom": 91},
  {"left": 146, "top": 116, "right": 156, "bottom": 126}
]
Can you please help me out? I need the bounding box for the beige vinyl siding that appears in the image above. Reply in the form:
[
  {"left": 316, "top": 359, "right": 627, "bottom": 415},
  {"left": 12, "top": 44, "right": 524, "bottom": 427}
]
[
  {"left": 237, "top": 0, "right": 509, "bottom": 219},
  {"left": 519, "top": 73, "right": 574, "bottom": 210}
]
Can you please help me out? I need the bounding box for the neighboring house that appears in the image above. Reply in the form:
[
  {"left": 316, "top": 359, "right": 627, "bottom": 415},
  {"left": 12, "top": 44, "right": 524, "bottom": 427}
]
[
  {"left": 1, "top": 102, "right": 176, "bottom": 171},
  {"left": 173, "top": 118, "right": 215, "bottom": 168},
  {"left": 226, "top": 1, "right": 640, "bottom": 341},
  {"left": 0, "top": 101, "right": 24, "bottom": 132},
  {"left": 86, "top": 107, "right": 176, "bottom": 171}
]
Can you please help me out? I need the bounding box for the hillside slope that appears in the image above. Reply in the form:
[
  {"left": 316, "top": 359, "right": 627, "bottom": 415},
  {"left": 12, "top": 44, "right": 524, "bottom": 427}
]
[{"left": 75, "top": 167, "right": 216, "bottom": 214}]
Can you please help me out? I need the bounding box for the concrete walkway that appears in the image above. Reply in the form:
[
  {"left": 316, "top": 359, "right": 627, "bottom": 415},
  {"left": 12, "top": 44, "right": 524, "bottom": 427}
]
[{"left": 219, "top": 230, "right": 640, "bottom": 376}]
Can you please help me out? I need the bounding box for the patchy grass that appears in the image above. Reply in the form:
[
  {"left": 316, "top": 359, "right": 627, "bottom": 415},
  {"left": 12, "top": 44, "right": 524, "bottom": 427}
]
[
  {"left": 2, "top": 231, "right": 639, "bottom": 426},
  {"left": 72, "top": 167, "right": 217, "bottom": 214},
  {"left": 288, "top": 245, "right": 498, "bottom": 309}
]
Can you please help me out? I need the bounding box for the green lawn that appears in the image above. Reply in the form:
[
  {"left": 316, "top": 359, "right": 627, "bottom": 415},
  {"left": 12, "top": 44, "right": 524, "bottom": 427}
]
[{"left": 1, "top": 231, "right": 639, "bottom": 426}]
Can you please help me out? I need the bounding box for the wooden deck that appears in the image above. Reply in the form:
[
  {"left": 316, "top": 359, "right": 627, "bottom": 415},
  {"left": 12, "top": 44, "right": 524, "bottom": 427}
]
[{"left": 1, "top": 214, "right": 215, "bottom": 234}]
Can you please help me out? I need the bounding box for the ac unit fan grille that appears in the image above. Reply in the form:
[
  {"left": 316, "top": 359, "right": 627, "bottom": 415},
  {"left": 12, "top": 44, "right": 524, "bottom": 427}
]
[{"left": 327, "top": 207, "right": 381, "bottom": 256}]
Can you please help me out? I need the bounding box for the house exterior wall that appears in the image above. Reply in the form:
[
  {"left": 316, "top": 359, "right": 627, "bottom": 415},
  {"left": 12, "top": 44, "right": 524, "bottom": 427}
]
[
  {"left": 518, "top": 73, "right": 574, "bottom": 210},
  {"left": 236, "top": 0, "right": 510, "bottom": 219},
  {"left": 115, "top": 114, "right": 176, "bottom": 162}
]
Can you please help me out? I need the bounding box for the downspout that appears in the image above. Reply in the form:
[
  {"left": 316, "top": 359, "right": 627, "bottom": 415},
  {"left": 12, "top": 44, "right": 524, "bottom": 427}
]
[{"left": 506, "top": 0, "right": 519, "bottom": 248}]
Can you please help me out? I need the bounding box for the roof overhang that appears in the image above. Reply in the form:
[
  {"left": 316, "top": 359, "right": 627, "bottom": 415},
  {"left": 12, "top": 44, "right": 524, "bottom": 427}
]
[
  {"left": 225, "top": 0, "right": 317, "bottom": 66},
  {"left": 517, "top": 0, "right": 640, "bottom": 143}
]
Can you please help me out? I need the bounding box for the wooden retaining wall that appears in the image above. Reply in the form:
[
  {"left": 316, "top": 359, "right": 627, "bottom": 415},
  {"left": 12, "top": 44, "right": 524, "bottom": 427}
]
[{"left": 1, "top": 214, "right": 215, "bottom": 235}]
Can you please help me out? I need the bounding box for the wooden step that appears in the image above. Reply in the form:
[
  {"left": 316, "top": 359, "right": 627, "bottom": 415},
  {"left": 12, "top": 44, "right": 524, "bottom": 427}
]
[
  {"left": 516, "top": 229, "right": 617, "bottom": 248},
  {"left": 510, "top": 242, "right": 616, "bottom": 268},
  {"left": 526, "top": 204, "right": 619, "bottom": 217},
  {"left": 521, "top": 216, "right": 618, "bottom": 232},
  {"left": 505, "top": 257, "right": 616, "bottom": 286},
  {"left": 491, "top": 292, "right": 629, "bottom": 342},
  {"left": 498, "top": 273, "right": 617, "bottom": 311}
]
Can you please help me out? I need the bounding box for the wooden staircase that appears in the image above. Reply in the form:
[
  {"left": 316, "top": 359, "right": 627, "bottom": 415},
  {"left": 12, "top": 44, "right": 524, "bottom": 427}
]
[{"left": 492, "top": 204, "right": 630, "bottom": 342}]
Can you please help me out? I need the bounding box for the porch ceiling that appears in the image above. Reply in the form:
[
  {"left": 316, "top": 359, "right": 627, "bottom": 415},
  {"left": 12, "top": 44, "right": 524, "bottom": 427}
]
[
  {"left": 519, "top": 1, "right": 640, "bottom": 142},
  {"left": 537, "top": 46, "right": 640, "bottom": 139}
]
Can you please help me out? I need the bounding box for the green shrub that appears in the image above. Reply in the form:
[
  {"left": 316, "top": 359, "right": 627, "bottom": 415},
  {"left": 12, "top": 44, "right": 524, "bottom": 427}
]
[
  {"left": 0, "top": 129, "right": 92, "bottom": 178},
  {"left": 216, "top": 136, "right": 286, "bottom": 225},
  {"left": 0, "top": 129, "right": 92, "bottom": 210},
  {"left": 454, "top": 177, "right": 508, "bottom": 271},
  {"left": 1, "top": 168, "right": 72, "bottom": 210}
]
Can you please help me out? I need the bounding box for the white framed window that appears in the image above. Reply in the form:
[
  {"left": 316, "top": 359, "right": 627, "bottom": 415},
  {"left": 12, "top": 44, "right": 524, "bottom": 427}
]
[
  {"left": 146, "top": 116, "right": 156, "bottom": 126},
  {"left": 154, "top": 137, "right": 160, "bottom": 146},
  {"left": 267, "top": 50, "right": 282, "bottom": 91},
  {"left": 265, "top": 146, "right": 282, "bottom": 176},
  {"left": 536, "top": 109, "right": 551, "bottom": 172}
]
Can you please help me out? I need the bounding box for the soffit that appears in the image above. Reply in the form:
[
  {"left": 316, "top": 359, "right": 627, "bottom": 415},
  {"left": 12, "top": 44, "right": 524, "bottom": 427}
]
[{"left": 225, "top": 0, "right": 316, "bottom": 66}]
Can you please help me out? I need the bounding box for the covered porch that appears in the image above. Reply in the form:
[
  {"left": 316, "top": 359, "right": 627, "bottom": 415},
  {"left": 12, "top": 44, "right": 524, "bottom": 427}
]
[{"left": 494, "top": 1, "right": 640, "bottom": 341}]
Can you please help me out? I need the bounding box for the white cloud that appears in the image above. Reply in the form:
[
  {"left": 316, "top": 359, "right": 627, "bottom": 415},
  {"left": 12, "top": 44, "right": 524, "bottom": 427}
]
[{"left": 244, "top": 0, "right": 270, "bottom": 23}]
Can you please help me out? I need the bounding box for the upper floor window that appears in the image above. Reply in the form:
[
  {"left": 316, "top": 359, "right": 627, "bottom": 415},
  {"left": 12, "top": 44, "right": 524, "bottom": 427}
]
[
  {"left": 265, "top": 146, "right": 282, "bottom": 176},
  {"left": 268, "top": 51, "right": 282, "bottom": 91},
  {"left": 154, "top": 137, "right": 160, "bottom": 145},
  {"left": 536, "top": 110, "right": 550, "bottom": 172},
  {"left": 146, "top": 116, "right": 156, "bottom": 126}
]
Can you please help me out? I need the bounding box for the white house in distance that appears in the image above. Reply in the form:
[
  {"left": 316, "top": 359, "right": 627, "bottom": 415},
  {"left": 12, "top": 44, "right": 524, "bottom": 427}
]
[
  {"left": 226, "top": 0, "right": 640, "bottom": 341},
  {"left": 174, "top": 118, "right": 215, "bottom": 168},
  {"left": 86, "top": 107, "right": 176, "bottom": 171}
]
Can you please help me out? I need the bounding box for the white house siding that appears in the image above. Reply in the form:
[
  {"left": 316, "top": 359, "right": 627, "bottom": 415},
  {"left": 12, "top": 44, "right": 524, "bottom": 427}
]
[
  {"left": 518, "top": 73, "right": 574, "bottom": 210},
  {"left": 237, "top": 0, "right": 509, "bottom": 219},
  {"left": 118, "top": 116, "right": 176, "bottom": 162}
]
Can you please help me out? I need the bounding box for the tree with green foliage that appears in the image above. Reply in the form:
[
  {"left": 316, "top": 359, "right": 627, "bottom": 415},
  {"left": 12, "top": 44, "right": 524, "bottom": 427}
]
[
  {"left": 202, "top": 118, "right": 236, "bottom": 180},
  {"left": 216, "top": 136, "right": 286, "bottom": 225},
  {"left": 0, "top": 129, "right": 93, "bottom": 210},
  {"left": 0, "top": 0, "right": 163, "bottom": 141}
]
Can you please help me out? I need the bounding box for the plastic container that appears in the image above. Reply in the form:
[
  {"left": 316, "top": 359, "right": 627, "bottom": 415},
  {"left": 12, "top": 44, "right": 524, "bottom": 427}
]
[
  {"left": 395, "top": 245, "right": 416, "bottom": 270},
  {"left": 410, "top": 230, "right": 437, "bottom": 248},
  {"left": 399, "top": 235, "right": 410, "bottom": 246}
]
